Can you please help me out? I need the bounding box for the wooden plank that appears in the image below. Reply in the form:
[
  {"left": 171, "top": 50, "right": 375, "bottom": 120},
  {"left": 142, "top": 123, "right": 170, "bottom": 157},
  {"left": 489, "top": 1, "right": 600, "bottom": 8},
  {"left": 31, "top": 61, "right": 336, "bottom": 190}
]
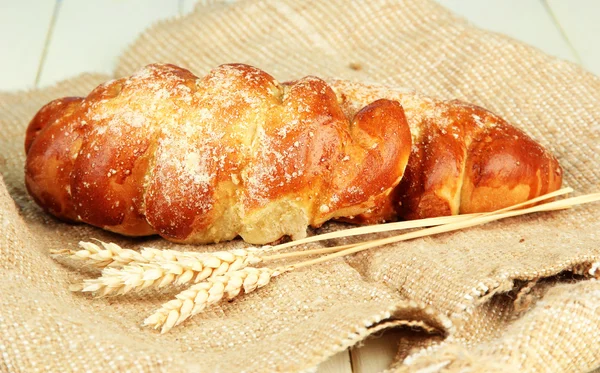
[
  {"left": 546, "top": 0, "right": 600, "bottom": 76},
  {"left": 0, "top": 0, "right": 56, "bottom": 91},
  {"left": 350, "top": 329, "right": 405, "bottom": 373},
  {"left": 435, "top": 0, "right": 578, "bottom": 63},
  {"left": 316, "top": 349, "right": 353, "bottom": 373},
  {"left": 180, "top": 0, "right": 237, "bottom": 15},
  {"left": 38, "top": 0, "right": 180, "bottom": 88},
  {"left": 180, "top": 0, "right": 199, "bottom": 15}
]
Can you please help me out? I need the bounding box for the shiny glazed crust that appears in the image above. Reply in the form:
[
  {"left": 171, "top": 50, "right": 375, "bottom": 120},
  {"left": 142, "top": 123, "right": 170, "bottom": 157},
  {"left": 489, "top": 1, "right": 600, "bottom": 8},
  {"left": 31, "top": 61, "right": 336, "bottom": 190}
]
[
  {"left": 25, "top": 64, "right": 562, "bottom": 244},
  {"left": 24, "top": 64, "right": 412, "bottom": 244},
  {"left": 329, "top": 81, "right": 563, "bottom": 220}
]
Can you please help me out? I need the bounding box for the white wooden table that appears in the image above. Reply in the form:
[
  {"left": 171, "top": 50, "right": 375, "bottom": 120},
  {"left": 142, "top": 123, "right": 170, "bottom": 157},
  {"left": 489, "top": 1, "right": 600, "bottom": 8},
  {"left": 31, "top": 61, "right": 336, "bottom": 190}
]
[{"left": 1, "top": 1, "right": 598, "bottom": 371}]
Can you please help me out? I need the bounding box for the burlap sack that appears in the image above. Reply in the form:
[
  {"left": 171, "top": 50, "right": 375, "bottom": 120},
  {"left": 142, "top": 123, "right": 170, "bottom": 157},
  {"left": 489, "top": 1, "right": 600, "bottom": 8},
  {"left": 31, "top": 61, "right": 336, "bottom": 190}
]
[{"left": 1, "top": 0, "right": 599, "bottom": 371}]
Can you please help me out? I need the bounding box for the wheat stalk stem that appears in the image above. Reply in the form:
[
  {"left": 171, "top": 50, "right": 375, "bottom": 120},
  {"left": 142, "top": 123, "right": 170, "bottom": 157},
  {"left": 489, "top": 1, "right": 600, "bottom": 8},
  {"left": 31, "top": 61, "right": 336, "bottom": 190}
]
[
  {"left": 260, "top": 243, "right": 358, "bottom": 261},
  {"left": 289, "top": 191, "right": 599, "bottom": 270},
  {"left": 268, "top": 187, "right": 573, "bottom": 252},
  {"left": 261, "top": 188, "right": 574, "bottom": 261}
]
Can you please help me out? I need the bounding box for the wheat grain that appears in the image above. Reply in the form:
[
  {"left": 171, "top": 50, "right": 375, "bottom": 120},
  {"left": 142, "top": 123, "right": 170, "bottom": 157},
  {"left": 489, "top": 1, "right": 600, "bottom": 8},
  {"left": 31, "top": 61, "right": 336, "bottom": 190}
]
[
  {"left": 144, "top": 267, "right": 281, "bottom": 333},
  {"left": 78, "top": 249, "right": 262, "bottom": 296},
  {"left": 50, "top": 241, "right": 137, "bottom": 267},
  {"left": 52, "top": 241, "right": 258, "bottom": 268},
  {"left": 51, "top": 241, "right": 156, "bottom": 267}
]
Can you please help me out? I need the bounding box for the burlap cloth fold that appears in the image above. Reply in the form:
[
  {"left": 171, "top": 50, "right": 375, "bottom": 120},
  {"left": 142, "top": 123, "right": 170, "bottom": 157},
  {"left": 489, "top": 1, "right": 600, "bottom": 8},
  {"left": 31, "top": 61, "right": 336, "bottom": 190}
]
[{"left": 1, "top": 0, "right": 599, "bottom": 372}]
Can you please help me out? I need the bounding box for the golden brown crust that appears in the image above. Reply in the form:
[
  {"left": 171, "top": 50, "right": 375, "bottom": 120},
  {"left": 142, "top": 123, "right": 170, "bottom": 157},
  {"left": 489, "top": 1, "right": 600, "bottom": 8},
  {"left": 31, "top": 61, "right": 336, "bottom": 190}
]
[
  {"left": 25, "top": 64, "right": 562, "bottom": 244},
  {"left": 25, "top": 97, "right": 85, "bottom": 223},
  {"left": 330, "top": 81, "right": 563, "bottom": 220},
  {"left": 24, "top": 64, "right": 412, "bottom": 244}
]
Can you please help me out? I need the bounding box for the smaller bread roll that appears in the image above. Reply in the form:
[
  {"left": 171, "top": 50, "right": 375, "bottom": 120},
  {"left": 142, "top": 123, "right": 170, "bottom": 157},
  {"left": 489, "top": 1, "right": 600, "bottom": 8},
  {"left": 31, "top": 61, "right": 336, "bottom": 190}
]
[{"left": 329, "top": 81, "right": 563, "bottom": 223}]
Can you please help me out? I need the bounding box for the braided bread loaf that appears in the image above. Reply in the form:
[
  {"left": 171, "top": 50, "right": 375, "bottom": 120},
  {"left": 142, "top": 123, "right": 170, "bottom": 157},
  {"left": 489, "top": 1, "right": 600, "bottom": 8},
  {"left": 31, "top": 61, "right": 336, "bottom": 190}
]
[{"left": 25, "top": 64, "right": 562, "bottom": 244}]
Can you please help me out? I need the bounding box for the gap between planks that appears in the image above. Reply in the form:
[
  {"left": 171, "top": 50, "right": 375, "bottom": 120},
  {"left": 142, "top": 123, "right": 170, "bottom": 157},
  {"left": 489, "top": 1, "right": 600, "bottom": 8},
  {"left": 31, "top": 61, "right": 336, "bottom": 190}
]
[{"left": 35, "top": 0, "right": 62, "bottom": 87}]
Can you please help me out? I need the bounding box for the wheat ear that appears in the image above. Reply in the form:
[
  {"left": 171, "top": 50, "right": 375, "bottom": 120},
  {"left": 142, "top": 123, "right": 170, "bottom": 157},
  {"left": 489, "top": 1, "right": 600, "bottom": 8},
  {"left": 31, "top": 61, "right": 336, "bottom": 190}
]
[
  {"left": 78, "top": 249, "right": 261, "bottom": 296},
  {"left": 50, "top": 241, "right": 185, "bottom": 268},
  {"left": 53, "top": 240, "right": 260, "bottom": 268},
  {"left": 50, "top": 241, "right": 145, "bottom": 267},
  {"left": 144, "top": 267, "right": 282, "bottom": 333}
]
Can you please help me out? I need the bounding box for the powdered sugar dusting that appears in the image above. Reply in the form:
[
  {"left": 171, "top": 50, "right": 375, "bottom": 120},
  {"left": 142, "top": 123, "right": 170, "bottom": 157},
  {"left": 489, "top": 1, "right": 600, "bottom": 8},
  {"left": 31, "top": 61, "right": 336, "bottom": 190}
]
[{"left": 328, "top": 79, "right": 505, "bottom": 154}]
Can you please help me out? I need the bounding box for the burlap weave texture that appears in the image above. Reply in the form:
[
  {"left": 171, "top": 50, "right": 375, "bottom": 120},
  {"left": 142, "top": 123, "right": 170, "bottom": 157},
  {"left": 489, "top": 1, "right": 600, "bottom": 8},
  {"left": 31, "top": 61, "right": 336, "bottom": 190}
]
[{"left": 1, "top": 0, "right": 599, "bottom": 372}]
